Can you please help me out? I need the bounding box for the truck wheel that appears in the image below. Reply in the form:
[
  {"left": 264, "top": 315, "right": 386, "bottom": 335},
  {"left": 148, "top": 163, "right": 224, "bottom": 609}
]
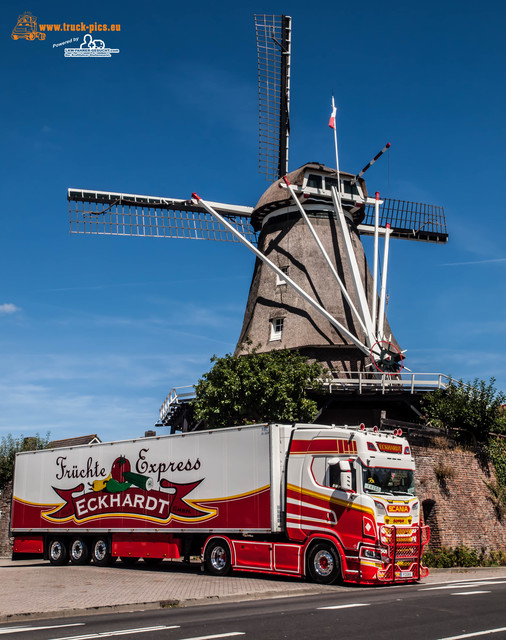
[
  {"left": 70, "top": 537, "right": 91, "bottom": 565},
  {"left": 48, "top": 537, "right": 69, "bottom": 566},
  {"left": 205, "top": 539, "right": 232, "bottom": 576},
  {"left": 307, "top": 542, "right": 340, "bottom": 585},
  {"left": 91, "top": 537, "right": 116, "bottom": 566},
  {"left": 120, "top": 556, "right": 139, "bottom": 566}
]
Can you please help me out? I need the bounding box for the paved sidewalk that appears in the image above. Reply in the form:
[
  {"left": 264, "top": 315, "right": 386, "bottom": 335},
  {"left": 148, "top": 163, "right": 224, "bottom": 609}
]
[{"left": 1, "top": 558, "right": 505, "bottom": 623}]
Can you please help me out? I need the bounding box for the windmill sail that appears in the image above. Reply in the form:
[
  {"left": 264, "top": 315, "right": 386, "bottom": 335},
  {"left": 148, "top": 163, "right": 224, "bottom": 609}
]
[
  {"left": 360, "top": 198, "right": 447, "bottom": 243},
  {"left": 255, "top": 14, "right": 291, "bottom": 182},
  {"left": 68, "top": 189, "right": 257, "bottom": 244}
]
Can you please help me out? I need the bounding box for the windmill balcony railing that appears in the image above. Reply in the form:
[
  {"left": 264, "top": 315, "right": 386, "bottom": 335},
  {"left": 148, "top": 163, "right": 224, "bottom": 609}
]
[
  {"left": 159, "top": 386, "right": 196, "bottom": 423},
  {"left": 320, "top": 371, "right": 453, "bottom": 395},
  {"left": 159, "top": 373, "right": 455, "bottom": 425}
]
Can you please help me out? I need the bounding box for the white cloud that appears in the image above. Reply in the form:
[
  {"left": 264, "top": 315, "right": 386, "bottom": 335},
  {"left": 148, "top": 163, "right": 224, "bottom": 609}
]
[{"left": 0, "top": 303, "right": 21, "bottom": 315}]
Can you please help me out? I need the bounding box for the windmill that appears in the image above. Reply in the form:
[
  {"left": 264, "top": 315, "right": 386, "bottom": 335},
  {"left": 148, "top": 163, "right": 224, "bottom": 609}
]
[{"left": 68, "top": 15, "right": 447, "bottom": 428}]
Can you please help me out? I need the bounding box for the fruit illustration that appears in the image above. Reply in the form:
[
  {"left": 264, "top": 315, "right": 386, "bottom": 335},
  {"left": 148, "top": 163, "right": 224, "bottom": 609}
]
[{"left": 111, "top": 456, "right": 131, "bottom": 482}]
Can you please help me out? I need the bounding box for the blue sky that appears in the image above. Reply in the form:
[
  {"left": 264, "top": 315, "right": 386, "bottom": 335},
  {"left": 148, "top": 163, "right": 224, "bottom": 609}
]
[{"left": 1, "top": 0, "right": 506, "bottom": 442}]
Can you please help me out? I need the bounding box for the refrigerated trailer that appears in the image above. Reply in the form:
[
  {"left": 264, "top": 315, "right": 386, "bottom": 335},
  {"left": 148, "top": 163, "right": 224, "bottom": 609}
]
[{"left": 10, "top": 423, "right": 429, "bottom": 585}]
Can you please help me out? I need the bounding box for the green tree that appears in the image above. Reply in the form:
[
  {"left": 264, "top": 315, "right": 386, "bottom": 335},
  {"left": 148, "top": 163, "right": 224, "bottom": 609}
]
[
  {"left": 0, "top": 432, "right": 50, "bottom": 488},
  {"left": 422, "top": 377, "right": 506, "bottom": 443},
  {"left": 193, "top": 344, "right": 326, "bottom": 429}
]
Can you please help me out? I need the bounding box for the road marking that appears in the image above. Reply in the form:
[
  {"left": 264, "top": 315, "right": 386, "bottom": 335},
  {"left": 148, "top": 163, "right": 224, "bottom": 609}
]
[
  {"left": 452, "top": 591, "right": 492, "bottom": 596},
  {"left": 318, "top": 603, "right": 370, "bottom": 610},
  {"left": 420, "top": 581, "right": 506, "bottom": 591},
  {"left": 175, "top": 635, "right": 245, "bottom": 640},
  {"left": 437, "top": 626, "right": 506, "bottom": 639},
  {"left": 46, "top": 626, "right": 179, "bottom": 640},
  {"left": 0, "top": 624, "right": 84, "bottom": 635},
  {"left": 420, "top": 577, "right": 506, "bottom": 588}
]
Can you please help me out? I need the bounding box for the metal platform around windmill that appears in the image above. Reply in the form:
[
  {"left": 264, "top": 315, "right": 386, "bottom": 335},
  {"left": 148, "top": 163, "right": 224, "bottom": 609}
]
[
  {"left": 157, "top": 372, "right": 455, "bottom": 432},
  {"left": 67, "top": 15, "right": 449, "bottom": 428}
]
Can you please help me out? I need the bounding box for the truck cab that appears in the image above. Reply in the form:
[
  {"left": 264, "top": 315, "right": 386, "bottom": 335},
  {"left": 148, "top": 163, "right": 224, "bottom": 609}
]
[{"left": 285, "top": 424, "right": 429, "bottom": 584}]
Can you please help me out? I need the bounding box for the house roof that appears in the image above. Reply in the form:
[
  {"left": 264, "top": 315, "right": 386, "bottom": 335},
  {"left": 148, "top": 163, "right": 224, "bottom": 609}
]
[{"left": 46, "top": 434, "right": 101, "bottom": 449}]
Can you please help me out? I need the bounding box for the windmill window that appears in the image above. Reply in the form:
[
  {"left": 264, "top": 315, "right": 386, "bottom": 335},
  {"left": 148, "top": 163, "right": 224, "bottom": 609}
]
[
  {"left": 306, "top": 174, "right": 323, "bottom": 189},
  {"left": 276, "top": 266, "right": 288, "bottom": 286},
  {"left": 323, "top": 176, "right": 360, "bottom": 196},
  {"left": 270, "top": 317, "right": 284, "bottom": 341},
  {"left": 325, "top": 177, "right": 339, "bottom": 191},
  {"left": 341, "top": 180, "right": 360, "bottom": 196}
]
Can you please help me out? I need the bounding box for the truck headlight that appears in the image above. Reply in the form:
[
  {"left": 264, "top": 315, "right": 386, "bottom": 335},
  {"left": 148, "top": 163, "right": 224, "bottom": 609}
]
[{"left": 361, "top": 547, "right": 382, "bottom": 560}]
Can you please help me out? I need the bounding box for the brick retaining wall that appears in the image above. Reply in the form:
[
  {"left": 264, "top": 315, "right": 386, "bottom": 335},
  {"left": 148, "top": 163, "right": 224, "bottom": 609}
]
[
  {"left": 412, "top": 442, "right": 506, "bottom": 551},
  {"left": 0, "top": 482, "right": 12, "bottom": 557}
]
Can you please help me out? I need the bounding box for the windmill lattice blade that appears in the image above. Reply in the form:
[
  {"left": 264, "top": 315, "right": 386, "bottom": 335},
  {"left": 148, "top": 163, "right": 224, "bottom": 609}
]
[
  {"left": 68, "top": 189, "right": 258, "bottom": 244},
  {"left": 361, "top": 198, "right": 448, "bottom": 243},
  {"left": 255, "top": 14, "right": 291, "bottom": 182}
]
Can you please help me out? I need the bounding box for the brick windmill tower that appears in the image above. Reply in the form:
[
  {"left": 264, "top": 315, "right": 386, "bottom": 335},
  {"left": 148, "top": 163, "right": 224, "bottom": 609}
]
[{"left": 67, "top": 15, "right": 448, "bottom": 427}]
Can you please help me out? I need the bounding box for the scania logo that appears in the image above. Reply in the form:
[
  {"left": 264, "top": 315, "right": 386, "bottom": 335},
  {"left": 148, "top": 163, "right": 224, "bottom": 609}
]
[{"left": 387, "top": 504, "right": 409, "bottom": 513}]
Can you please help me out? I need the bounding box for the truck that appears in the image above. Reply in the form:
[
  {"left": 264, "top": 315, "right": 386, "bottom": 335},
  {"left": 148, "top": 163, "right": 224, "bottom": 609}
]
[
  {"left": 11, "top": 12, "right": 46, "bottom": 41},
  {"left": 10, "top": 423, "right": 430, "bottom": 585}
]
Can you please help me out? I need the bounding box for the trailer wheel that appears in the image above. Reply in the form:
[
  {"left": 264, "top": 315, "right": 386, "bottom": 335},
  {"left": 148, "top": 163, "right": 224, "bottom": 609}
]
[
  {"left": 70, "top": 537, "right": 91, "bottom": 565},
  {"left": 205, "top": 539, "right": 232, "bottom": 576},
  {"left": 91, "top": 537, "right": 116, "bottom": 566},
  {"left": 48, "top": 537, "right": 69, "bottom": 566},
  {"left": 120, "top": 556, "right": 139, "bottom": 566},
  {"left": 307, "top": 542, "right": 341, "bottom": 585}
]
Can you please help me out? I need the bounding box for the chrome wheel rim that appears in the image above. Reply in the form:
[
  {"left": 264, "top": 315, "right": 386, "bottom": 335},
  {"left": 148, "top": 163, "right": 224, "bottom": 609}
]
[
  {"left": 71, "top": 540, "right": 84, "bottom": 561},
  {"left": 210, "top": 546, "right": 227, "bottom": 571},
  {"left": 313, "top": 550, "right": 334, "bottom": 577},
  {"left": 50, "top": 541, "right": 63, "bottom": 561},
  {"left": 94, "top": 540, "right": 107, "bottom": 561}
]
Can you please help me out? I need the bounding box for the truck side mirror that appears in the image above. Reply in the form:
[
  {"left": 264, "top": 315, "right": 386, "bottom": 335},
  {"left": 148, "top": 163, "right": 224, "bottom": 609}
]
[
  {"left": 328, "top": 459, "right": 353, "bottom": 491},
  {"left": 339, "top": 460, "right": 353, "bottom": 491}
]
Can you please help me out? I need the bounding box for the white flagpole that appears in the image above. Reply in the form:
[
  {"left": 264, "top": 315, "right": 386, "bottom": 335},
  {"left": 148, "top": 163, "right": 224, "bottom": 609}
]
[{"left": 330, "top": 96, "right": 342, "bottom": 201}]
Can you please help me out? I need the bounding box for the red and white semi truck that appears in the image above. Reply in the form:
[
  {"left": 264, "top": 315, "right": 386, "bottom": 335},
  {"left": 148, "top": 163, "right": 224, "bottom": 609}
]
[{"left": 10, "top": 423, "right": 429, "bottom": 585}]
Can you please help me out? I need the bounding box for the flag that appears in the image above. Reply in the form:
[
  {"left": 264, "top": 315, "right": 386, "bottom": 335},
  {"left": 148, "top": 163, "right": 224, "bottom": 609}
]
[{"left": 328, "top": 104, "right": 337, "bottom": 129}]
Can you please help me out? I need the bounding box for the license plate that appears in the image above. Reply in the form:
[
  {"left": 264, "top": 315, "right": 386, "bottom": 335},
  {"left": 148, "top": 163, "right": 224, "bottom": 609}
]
[{"left": 399, "top": 571, "right": 413, "bottom": 578}]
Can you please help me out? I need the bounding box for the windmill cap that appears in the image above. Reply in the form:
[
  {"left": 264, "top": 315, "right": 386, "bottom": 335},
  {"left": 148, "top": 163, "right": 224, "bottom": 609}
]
[{"left": 251, "top": 162, "right": 367, "bottom": 231}]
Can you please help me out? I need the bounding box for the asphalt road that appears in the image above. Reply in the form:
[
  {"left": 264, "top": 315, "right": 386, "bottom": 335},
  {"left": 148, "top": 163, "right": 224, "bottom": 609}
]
[{"left": 1, "top": 575, "right": 505, "bottom": 640}]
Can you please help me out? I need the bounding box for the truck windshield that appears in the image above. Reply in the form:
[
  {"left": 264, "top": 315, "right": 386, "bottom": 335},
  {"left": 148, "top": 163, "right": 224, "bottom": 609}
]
[{"left": 363, "top": 467, "right": 415, "bottom": 496}]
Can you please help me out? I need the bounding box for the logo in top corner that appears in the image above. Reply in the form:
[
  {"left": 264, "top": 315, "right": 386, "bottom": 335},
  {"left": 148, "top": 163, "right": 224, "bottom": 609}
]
[
  {"left": 11, "top": 12, "right": 46, "bottom": 41},
  {"left": 65, "top": 33, "right": 119, "bottom": 57}
]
